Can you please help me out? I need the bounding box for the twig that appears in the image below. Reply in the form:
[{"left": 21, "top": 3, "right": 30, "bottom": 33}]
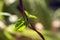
[{"left": 19, "top": 0, "right": 45, "bottom": 40}]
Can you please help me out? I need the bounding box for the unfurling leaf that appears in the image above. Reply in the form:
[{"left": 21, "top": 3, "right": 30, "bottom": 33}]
[
  {"left": 25, "top": 10, "right": 37, "bottom": 19},
  {"left": 15, "top": 18, "right": 28, "bottom": 32}
]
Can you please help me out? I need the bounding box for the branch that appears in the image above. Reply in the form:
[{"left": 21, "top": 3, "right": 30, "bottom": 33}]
[{"left": 19, "top": 0, "right": 45, "bottom": 40}]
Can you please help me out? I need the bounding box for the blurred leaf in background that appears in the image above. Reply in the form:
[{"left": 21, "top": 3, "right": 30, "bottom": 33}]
[
  {"left": 0, "top": 0, "right": 4, "bottom": 12},
  {"left": 0, "top": 0, "right": 4, "bottom": 21}
]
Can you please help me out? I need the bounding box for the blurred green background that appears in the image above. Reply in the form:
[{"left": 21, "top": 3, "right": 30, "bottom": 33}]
[{"left": 0, "top": 0, "right": 60, "bottom": 40}]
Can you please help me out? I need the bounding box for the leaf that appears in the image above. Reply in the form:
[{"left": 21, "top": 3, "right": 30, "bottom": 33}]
[
  {"left": 15, "top": 18, "right": 28, "bottom": 32},
  {"left": 16, "top": 25, "right": 26, "bottom": 32},
  {"left": 4, "top": 31, "right": 14, "bottom": 40},
  {"left": 25, "top": 10, "right": 37, "bottom": 19},
  {"left": 29, "top": 15, "right": 37, "bottom": 19}
]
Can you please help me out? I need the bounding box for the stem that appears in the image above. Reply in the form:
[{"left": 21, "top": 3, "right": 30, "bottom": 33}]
[
  {"left": 29, "top": 22, "right": 45, "bottom": 40},
  {"left": 19, "top": 0, "right": 27, "bottom": 18},
  {"left": 19, "top": 0, "right": 45, "bottom": 40}
]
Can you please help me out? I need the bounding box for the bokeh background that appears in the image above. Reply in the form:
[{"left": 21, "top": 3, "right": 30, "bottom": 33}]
[{"left": 0, "top": 0, "right": 60, "bottom": 40}]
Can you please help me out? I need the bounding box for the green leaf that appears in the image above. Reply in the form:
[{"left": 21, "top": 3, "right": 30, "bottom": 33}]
[
  {"left": 25, "top": 10, "right": 37, "bottom": 19},
  {"left": 4, "top": 31, "right": 14, "bottom": 40},
  {"left": 29, "top": 15, "right": 37, "bottom": 19},
  {"left": 15, "top": 18, "right": 28, "bottom": 32},
  {"left": 16, "top": 25, "right": 26, "bottom": 32}
]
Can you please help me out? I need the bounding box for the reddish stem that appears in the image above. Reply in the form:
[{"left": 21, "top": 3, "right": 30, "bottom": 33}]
[{"left": 19, "top": 0, "right": 45, "bottom": 40}]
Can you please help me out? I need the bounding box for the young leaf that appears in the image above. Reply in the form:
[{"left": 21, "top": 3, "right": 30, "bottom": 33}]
[
  {"left": 29, "top": 15, "right": 37, "bottom": 19},
  {"left": 16, "top": 25, "right": 26, "bottom": 31},
  {"left": 25, "top": 10, "right": 37, "bottom": 19},
  {"left": 15, "top": 18, "right": 28, "bottom": 32}
]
